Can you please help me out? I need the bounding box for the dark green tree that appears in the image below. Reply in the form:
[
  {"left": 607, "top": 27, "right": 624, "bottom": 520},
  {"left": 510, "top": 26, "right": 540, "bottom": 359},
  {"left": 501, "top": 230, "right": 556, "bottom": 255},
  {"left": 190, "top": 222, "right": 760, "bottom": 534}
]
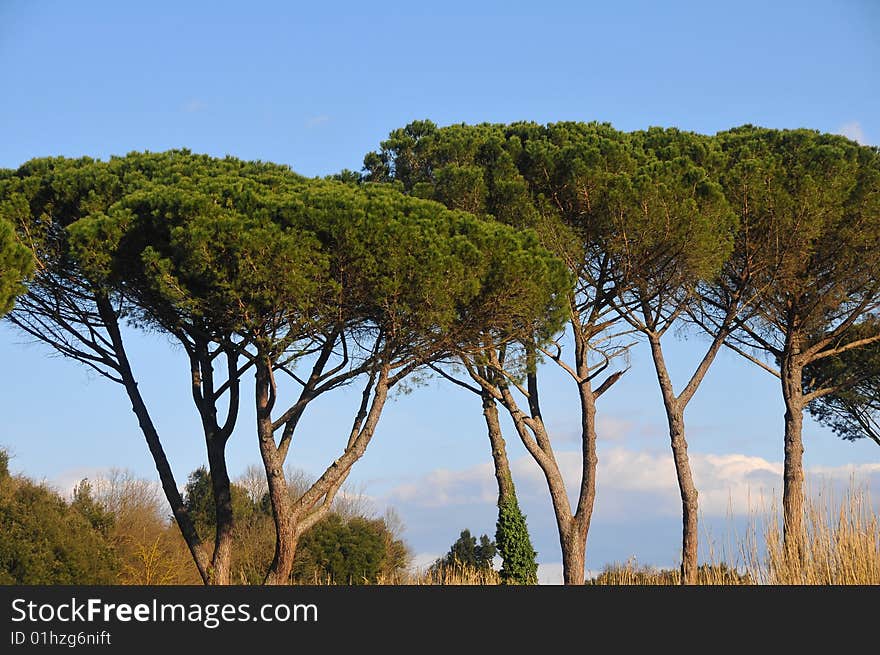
[
  {"left": 183, "top": 466, "right": 261, "bottom": 537},
  {"left": 292, "top": 513, "right": 408, "bottom": 584},
  {"left": 495, "top": 497, "right": 538, "bottom": 584},
  {"left": 0, "top": 453, "right": 118, "bottom": 584},
  {"left": 434, "top": 529, "right": 497, "bottom": 572}
]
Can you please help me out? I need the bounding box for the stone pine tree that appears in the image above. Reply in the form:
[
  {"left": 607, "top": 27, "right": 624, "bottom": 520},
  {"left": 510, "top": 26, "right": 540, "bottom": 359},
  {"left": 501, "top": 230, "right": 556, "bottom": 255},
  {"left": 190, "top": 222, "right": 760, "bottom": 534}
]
[
  {"left": 365, "top": 120, "right": 636, "bottom": 585},
  {"left": 234, "top": 183, "right": 569, "bottom": 584},
  {"left": 2, "top": 152, "right": 321, "bottom": 584},
  {"left": 0, "top": 155, "right": 215, "bottom": 583},
  {"left": 366, "top": 121, "right": 549, "bottom": 584},
  {"left": 69, "top": 154, "right": 328, "bottom": 583},
  {"left": 433, "top": 529, "right": 497, "bottom": 572},
  {"left": 697, "top": 127, "right": 880, "bottom": 556},
  {"left": 602, "top": 128, "right": 739, "bottom": 584}
]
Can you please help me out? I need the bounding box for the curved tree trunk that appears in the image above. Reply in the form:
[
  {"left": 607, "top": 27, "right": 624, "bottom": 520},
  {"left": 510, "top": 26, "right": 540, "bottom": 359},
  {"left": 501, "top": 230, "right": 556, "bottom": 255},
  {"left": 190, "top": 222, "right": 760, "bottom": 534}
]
[
  {"left": 647, "top": 334, "right": 699, "bottom": 585},
  {"left": 573, "top": 368, "right": 599, "bottom": 584},
  {"left": 97, "top": 296, "right": 211, "bottom": 583},
  {"left": 122, "top": 371, "right": 211, "bottom": 584},
  {"left": 256, "top": 360, "right": 298, "bottom": 585},
  {"left": 483, "top": 391, "right": 516, "bottom": 504}
]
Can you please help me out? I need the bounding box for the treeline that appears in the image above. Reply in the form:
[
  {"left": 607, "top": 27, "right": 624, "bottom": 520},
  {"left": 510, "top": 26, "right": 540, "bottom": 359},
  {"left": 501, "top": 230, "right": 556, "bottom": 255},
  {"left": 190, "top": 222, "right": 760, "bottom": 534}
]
[
  {"left": 0, "top": 120, "right": 878, "bottom": 586},
  {"left": 0, "top": 451, "right": 408, "bottom": 585}
]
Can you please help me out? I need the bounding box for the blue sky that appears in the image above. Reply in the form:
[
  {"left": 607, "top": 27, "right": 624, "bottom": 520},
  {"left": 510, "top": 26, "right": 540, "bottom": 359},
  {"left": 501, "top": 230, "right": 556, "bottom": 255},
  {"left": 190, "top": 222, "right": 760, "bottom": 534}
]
[{"left": 1, "top": 0, "right": 878, "bottom": 582}]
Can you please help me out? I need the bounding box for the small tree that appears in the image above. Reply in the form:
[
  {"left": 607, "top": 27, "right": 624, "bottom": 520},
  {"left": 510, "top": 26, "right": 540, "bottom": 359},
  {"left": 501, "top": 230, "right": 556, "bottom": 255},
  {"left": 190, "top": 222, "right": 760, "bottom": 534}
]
[
  {"left": 434, "top": 529, "right": 497, "bottom": 572},
  {"left": 292, "top": 513, "right": 408, "bottom": 584},
  {"left": 495, "top": 497, "right": 538, "bottom": 584}
]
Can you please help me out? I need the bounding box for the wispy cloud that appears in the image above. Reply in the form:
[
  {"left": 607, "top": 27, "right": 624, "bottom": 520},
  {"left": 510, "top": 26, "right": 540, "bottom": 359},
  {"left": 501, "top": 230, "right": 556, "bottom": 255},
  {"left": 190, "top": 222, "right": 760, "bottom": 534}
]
[
  {"left": 837, "top": 121, "right": 868, "bottom": 145},
  {"left": 305, "top": 115, "right": 330, "bottom": 128},
  {"left": 384, "top": 447, "right": 880, "bottom": 520},
  {"left": 388, "top": 462, "right": 497, "bottom": 507}
]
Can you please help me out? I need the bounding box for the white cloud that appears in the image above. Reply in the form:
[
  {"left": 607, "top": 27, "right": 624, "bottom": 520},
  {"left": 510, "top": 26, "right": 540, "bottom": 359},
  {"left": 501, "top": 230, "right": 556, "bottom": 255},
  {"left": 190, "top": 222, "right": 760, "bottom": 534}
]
[
  {"left": 409, "top": 552, "right": 442, "bottom": 573},
  {"left": 837, "top": 121, "right": 868, "bottom": 145},
  {"left": 387, "top": 462, "right": 497, "bottom": 507},
  {"left": 383, "top": 447, "right": 880, "bottom": 520},
  {"left": 537, "top": 562, "right": 564, "bottom": 585},
  {"left": 47, "top": 467, "right": 114, "bottom": 499}
]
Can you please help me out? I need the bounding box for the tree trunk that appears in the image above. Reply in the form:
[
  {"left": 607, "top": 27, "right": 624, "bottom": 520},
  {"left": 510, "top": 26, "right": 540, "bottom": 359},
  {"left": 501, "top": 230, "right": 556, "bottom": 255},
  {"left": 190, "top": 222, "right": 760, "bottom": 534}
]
[
  {"left": 205, "top": 438, "right": 234, "bottom": 585},
  {"left": 571, "top": 324, "right": 600, "bottom": 586},
  {"left": 647, "top": 334, "right": 700, "bottom": 585},
  {"left": 96, "top": 296, "right": 210, "bottom": 583},
  {"left": 669, "top": 412, "right": 699, "bottom": 585},
  {"left": 781, "top": 354, "right": 805, "bottom": 560},
  {"left": 122, "top": 374, "right": 211, "bottom": 584},
  {"left": 573, "top": 372, "right": 598, "bottom": 580},
  {"left": 256, "top": 360, "right": 298, "bottom": 585},
  {"left": 560, "top": 520, "right": 587, "bottom": 585},
  {"left": 482, "top": 391, "right": 515, "bottom": 504}
]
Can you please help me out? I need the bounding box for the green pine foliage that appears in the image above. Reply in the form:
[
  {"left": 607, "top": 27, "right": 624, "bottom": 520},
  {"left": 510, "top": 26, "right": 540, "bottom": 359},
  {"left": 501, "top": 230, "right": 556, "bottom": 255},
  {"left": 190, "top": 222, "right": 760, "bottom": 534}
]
[{"left": 0, "top": 217, "right": 32, "bottom": 316}]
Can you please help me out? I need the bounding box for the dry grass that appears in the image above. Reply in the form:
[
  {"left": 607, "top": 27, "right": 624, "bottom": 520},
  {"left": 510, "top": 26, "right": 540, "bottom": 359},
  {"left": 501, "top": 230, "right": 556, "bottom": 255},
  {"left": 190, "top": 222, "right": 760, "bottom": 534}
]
[
  {"left": 408, "top": 562, "right": 501, "bottom": 585},
  {"left": 301, "top": 482, "right": 879, "bottom": 585},
  {"left": 739, "top": 481, "right": 880, "bottom": 585},
  {"left": 587, "top": 480, "right": 879, "bottom": 586},
  {"left": 289, "top": 562, "right": 500, "bottom": 585},
  {"left": 585, "top": 560, "right": 751, "bottom": 585}
]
